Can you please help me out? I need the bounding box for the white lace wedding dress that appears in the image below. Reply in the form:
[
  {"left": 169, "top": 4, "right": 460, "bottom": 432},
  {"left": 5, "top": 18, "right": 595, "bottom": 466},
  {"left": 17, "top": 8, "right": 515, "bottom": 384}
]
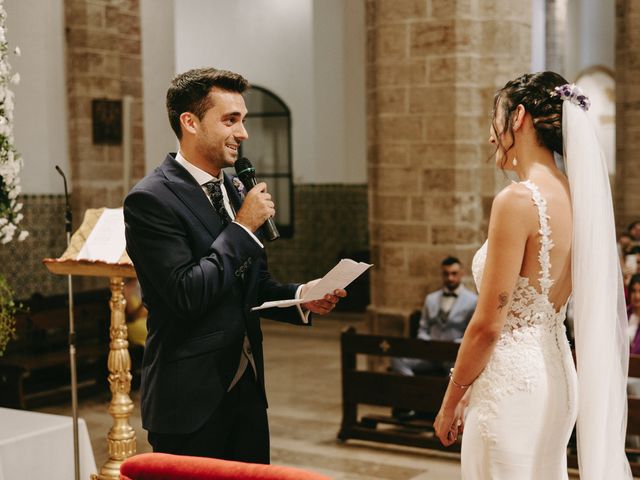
[{"left": 462, "top": 180, "right": 578, "bottom": 479}]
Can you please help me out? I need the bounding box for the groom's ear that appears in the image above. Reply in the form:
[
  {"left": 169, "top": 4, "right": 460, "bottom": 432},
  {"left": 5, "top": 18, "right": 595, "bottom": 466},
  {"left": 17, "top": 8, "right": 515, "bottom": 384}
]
[{"left": 180, "top": 112, "right": 198, "bottom": 136}]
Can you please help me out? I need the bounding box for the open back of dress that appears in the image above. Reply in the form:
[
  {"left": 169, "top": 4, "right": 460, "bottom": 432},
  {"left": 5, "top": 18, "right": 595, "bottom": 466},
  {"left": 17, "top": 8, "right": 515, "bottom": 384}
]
[{"left": 463, "top": 180, "right": 578, "bottom": 480}]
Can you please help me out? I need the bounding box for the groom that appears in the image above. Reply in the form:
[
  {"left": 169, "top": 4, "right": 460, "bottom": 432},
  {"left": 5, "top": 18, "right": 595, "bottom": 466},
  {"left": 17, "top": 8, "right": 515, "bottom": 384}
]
[{"left": 123, "top": 67, "right": 345, "bottom": 463}]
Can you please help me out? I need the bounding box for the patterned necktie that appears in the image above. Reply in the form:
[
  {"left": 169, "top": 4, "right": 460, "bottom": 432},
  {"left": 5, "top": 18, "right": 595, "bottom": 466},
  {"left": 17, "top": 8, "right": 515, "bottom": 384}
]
[{"left": 204, "top": 180, "right": 232, "bottom": 226}]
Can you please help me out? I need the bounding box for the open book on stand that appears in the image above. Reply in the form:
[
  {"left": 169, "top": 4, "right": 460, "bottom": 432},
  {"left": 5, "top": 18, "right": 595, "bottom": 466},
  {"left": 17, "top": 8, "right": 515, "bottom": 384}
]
[
  {"left": 251, "top": 258, "right": 372, "bottom": 311},
  {"left": 43, "top": 207, "right": 135, "bottom": 278}
]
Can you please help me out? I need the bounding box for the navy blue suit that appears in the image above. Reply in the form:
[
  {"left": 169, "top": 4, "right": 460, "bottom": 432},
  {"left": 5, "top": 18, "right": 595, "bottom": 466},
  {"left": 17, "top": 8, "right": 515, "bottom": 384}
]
[{"left": 124, "top": 154, "right": 308, "bottom": 456}]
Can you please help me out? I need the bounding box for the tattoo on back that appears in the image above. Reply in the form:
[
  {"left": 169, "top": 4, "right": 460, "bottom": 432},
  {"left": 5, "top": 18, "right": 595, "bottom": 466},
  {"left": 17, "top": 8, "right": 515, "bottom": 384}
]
[{"left": 497, "top": 292, "right": 509, "bottom": 311}]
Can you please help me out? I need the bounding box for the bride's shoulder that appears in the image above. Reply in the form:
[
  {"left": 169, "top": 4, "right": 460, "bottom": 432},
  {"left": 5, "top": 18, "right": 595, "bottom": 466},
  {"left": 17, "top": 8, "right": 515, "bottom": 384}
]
[
  {"left": 488, "top": 183, "right": 536, "bottom": 236},
  {"left": 492, "top": 182, "right": 533, "bottom": 213}
]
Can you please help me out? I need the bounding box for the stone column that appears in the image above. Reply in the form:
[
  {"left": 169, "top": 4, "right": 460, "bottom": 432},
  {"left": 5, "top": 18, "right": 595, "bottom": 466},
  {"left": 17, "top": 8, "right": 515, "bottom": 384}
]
[
  {"left": 545, "top": 0, "right": 567, "bottom": 74},
  {"left": 64, "top": 0, "right": 145, "bottom": 223},
  {"left": 615, "top": 0, "right": 640, "bottom": 229},
  {"left": 366, "top": 0, "right": 531, "bottom": 335}
]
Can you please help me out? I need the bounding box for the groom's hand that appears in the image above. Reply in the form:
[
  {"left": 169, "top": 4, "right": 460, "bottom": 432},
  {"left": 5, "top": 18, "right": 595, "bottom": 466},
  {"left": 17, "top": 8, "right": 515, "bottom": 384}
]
[
  {"left": 235, "top": 182, "right": 275, "bottom": 232},
  {"left": 300, "top": 279, "right": 347, "bottom": 315}
]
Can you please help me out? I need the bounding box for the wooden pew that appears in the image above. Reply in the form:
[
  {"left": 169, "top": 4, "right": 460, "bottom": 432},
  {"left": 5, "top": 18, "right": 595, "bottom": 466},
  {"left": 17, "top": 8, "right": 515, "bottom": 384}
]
[
  {"left": 337, "top": 326, "right": 460, "bottom": 451},
  {"left": 337, "top": 328, "right": 640, "bottom": 478},
  {"left": 0, "top": 289, "right": 111, "bottom": 409}
]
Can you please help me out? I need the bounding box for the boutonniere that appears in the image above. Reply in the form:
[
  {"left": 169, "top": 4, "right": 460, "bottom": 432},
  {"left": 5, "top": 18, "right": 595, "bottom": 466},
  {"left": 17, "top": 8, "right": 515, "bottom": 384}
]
[{"left": 232, "top": 176, "right": 246, "bottom": 199}]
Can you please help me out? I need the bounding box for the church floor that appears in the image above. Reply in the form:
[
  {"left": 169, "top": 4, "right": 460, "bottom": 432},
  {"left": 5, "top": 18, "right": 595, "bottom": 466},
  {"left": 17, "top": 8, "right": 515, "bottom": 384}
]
[{"left": 37, "top": 313, "right": 580, "bottom": 479}]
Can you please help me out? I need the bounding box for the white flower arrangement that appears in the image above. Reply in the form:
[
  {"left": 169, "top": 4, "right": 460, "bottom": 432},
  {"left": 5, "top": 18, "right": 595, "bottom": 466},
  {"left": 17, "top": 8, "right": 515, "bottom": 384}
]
[
  {"left": 0, "top": 2, "right": 26, "bottom": 356},
  {"left": 0, "top": 2, "right": 26, "bottom": 245}
]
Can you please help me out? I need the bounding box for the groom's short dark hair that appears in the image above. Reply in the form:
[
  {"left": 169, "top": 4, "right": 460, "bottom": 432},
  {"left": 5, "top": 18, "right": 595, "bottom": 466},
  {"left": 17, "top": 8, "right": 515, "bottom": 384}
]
[{"left": 166, "top": 68, "right": 249, "bottom": 139}]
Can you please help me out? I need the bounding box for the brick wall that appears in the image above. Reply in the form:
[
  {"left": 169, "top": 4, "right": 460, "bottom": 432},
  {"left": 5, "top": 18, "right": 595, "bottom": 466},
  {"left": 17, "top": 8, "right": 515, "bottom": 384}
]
[
  {"left": 366, "top": 0, "right": 531, "bottom": 335},
  {"left": 63, "top": 0, "right": 145, "bottom": 291},
  {"left": 615, "top": 0, "right": 640, "bottom": 229},
  {"left": 65, "top": 0, "right": 145, "bottom": 220}
]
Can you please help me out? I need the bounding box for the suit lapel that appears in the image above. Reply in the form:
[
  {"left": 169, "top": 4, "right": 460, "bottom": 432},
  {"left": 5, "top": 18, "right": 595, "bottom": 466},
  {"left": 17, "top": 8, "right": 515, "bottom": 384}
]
[{"left": 160, "top": 154, "right": 223, "bottom": 239}]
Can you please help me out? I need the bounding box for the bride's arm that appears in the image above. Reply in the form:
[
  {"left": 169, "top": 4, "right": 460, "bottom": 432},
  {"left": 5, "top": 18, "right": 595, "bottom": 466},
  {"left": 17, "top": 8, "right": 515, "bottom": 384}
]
[{"left": 434, "top": 184, "right": 532, "bottom": 445}]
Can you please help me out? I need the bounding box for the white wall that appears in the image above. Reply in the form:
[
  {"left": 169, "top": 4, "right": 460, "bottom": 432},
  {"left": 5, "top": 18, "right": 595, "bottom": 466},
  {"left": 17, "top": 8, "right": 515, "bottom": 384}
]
[
  {"left": 312, "top": 0, "right": 366, "bottom": 183},
  {"left": 5, "top": 0, "right": 69, "bottom": 194},
  {"left": 531, "top": 0, "right": 546, "bottom": 72},
  {"left": 565, "top": 0, "right": 615, "bottom": 81},
  {"left": 152, "top": 0, "right": 366, "bottom": 184},
  {"left": 140, "top": 0, "right": 177, "bottom": 172}
]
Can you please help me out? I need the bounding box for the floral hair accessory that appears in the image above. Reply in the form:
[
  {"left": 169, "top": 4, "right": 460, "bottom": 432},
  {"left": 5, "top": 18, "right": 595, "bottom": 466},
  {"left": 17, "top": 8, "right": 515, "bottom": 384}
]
[
  {"left": 551, "top": 83, "right": 591, "bottom": 112},
  {"left": 232, "top": 176, "right": 246, "bottom": 199}
]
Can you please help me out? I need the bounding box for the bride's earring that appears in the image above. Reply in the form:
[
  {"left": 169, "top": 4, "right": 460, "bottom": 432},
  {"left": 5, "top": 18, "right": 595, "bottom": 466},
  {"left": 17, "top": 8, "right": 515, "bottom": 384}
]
[{"left": 512, "top": 157, "right": 518, "bottom": 167}]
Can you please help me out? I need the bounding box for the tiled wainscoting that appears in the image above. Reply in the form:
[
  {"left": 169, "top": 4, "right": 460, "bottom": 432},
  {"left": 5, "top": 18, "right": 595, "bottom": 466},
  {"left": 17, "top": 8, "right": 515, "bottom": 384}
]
[{"left": 0, "top": 185, "right": 369, "bottom": 303}]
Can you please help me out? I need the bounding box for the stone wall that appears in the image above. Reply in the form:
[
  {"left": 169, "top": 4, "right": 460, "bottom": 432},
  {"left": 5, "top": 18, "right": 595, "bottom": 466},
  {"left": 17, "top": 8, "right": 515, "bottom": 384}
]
[
  {"left": 63, "top": 0, "right": 145, "bottom": 290},
  {"left": 366, "top": 0, "right": 531, "bottom": 335},
  {"left": 65, "top": 0, "right": 145, "bottom": 219},
  {"left": 545, "top": 0, "right": 567, "bottom": 74},
  {"left": 615, "top": 0, "right": 640, "bottom": 230}
]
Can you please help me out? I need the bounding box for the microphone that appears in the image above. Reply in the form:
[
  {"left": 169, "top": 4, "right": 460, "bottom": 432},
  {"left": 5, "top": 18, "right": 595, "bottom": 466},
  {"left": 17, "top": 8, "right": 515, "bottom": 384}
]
[
  {"left": 55, "top": 165, "right": 72, "bottom": 236},
  {"left": 234, "top": 157, "right": 280, "bottom": 241}
]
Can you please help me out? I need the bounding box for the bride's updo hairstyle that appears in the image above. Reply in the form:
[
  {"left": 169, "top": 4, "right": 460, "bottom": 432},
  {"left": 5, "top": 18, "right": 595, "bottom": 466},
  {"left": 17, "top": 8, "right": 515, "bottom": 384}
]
[{"left": 491, "top": 71, "right": 569, "bottom": 167}]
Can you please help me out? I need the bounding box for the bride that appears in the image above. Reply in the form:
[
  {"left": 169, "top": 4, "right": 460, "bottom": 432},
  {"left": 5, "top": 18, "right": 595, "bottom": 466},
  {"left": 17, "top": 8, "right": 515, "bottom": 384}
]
[{"left": 433, "top": 71, "right": 631, "bottom": 479}]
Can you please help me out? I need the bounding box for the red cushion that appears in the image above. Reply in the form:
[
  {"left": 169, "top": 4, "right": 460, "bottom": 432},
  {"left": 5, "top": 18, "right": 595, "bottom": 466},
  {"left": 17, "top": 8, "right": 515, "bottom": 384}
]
[{"left": 119, "top": 453, "right": 332, "bottom": 480}]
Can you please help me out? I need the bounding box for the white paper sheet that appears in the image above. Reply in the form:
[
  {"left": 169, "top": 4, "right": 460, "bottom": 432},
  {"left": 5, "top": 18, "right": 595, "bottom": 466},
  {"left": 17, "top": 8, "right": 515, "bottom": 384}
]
[
  {"left": 76, "top": 208, "right": 126, "bottom": 263},
  {"left": 251, "top": 258, "right": 372, "bottom": 311}
]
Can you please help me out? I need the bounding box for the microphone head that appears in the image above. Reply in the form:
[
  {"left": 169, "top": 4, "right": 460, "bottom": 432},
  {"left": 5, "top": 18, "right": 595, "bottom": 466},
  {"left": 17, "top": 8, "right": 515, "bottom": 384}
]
[{"left": 234, "top": 157, "right": 255, "bottom": 179}]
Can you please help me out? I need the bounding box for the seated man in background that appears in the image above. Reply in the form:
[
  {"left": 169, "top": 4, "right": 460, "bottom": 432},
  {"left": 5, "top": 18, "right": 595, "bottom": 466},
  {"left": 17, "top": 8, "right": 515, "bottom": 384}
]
[
  {"left": 391, "top": 256, "right": 477, "bottom": 419},
  {"left": 392, "top": 256, "right": 477, "bottom": 376}
]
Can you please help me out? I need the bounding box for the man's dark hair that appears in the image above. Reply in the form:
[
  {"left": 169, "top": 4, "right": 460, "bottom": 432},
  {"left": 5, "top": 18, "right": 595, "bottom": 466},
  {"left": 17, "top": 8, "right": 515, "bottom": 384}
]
[
  {"left": 629, "top": 221, "right": 640, "bottom": 232},
  {"left": 166, "top": 68, "right": 249, "bottom": 139},
  {"left": 441, "top": 256, "right": 461, "bottom": 267}
]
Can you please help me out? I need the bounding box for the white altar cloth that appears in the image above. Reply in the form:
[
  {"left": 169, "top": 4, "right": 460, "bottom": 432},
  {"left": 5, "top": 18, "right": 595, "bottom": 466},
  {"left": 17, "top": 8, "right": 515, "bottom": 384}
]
[{"left": 0, "top": 407, "right": 97, "bottom": 479}]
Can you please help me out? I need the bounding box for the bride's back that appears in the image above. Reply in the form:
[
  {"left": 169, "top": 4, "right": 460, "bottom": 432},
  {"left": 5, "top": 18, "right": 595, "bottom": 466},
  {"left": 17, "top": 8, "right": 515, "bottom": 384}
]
[{"left": 518, "top": 173, "right": 572, "bottom": 311}]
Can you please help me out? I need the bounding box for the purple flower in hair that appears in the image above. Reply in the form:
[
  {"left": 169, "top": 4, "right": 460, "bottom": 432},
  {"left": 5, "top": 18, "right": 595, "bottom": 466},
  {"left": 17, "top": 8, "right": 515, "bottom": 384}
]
[{"left": 552, "top": 83, "right": 591, "bottom": 112}]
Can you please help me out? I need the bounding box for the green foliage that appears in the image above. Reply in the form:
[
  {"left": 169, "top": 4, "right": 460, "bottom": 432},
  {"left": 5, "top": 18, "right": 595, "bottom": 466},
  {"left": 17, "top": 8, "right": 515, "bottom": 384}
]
[{"left": 0, "top": 275, "right": 19, "bottom": 356}]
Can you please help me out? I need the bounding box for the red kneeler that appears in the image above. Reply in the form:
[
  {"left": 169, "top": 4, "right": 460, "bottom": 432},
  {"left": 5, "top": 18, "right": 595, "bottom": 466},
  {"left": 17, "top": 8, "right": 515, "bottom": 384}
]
[{"left": 119, "top": 453, "right": 332, "bottom": 480}]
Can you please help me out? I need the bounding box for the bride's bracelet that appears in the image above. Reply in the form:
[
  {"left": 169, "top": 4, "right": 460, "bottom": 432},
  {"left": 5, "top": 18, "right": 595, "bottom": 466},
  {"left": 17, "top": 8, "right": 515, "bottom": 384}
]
[{"left": 449, "top": 368, "right": 472, "bottom": 390}]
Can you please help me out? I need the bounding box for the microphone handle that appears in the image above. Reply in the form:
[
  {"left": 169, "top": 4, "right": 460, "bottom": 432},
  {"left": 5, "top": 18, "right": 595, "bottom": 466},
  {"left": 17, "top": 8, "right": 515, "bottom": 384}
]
[{"left": 242, "top": 177, "right": 280, "bottom": 242}]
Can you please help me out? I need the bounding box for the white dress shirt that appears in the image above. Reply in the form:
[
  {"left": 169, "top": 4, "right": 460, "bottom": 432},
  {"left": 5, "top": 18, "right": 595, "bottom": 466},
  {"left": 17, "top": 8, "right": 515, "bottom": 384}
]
[{"left": 440, "top": 285, "right": 461, "bottom": 314}]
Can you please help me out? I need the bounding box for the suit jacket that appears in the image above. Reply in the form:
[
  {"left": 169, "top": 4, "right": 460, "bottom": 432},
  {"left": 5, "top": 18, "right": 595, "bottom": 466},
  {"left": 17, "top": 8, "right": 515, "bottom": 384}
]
[
  {"left": 418, "top": 285, "right": 477, "bottom": 342},
  {"left": 124, "top": 154, "right": 309, "bottom": 435}
]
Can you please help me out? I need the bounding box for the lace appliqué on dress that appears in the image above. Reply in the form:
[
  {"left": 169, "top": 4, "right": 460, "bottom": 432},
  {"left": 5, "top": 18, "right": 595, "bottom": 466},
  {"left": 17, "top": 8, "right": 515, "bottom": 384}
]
[{"left": 468, "top": 181, "right": 570, "bottom": 443}]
